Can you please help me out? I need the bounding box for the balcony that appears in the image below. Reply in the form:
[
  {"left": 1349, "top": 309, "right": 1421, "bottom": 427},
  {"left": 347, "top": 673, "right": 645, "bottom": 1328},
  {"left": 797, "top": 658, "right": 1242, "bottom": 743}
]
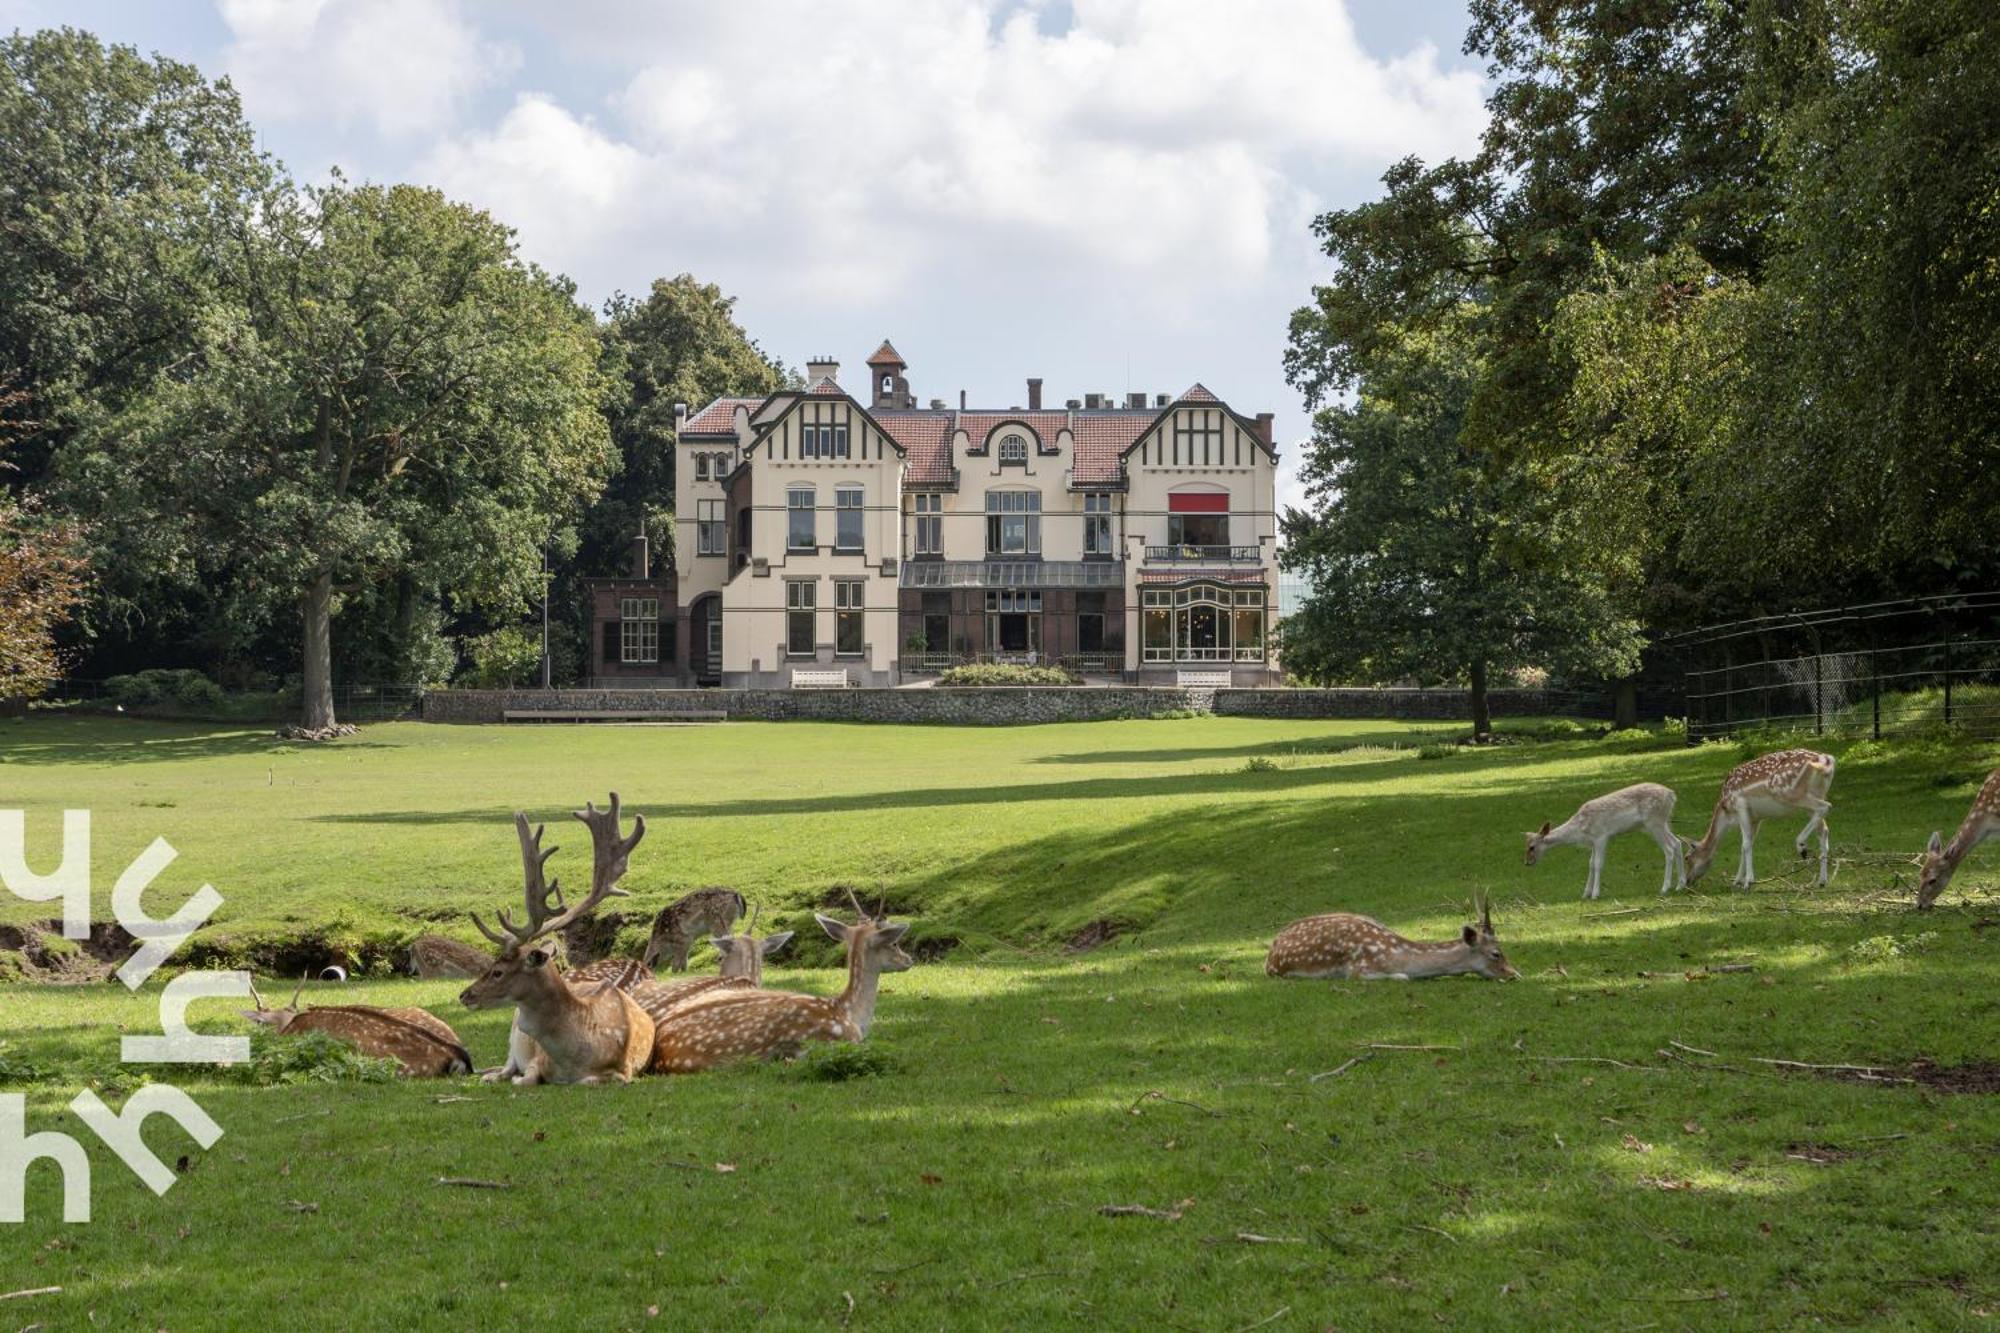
[{"left": 1144, "top": 544, "right": 1262, "bottom": 564}]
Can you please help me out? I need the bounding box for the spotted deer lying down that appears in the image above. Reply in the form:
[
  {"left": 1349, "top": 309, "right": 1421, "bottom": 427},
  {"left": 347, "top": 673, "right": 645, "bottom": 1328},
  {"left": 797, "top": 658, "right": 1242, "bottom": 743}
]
[
  {"left": 242, "top": 977, "right": 473, "bottom": 1076},
  {"left": 649, "top": 909, "right": 910, "bottom": 1073},
  {"left": 458, "top": 794, "right": 656, "bottom": 1085},
  {"left": 631, "top": 906, "right": 794, "bottom": 1025},
  {"left": 408, "top": 934, "right": 493, "bottom": 979},
  {"left": 1266, "top": 894, "right": 1519, "bottom": 981}
]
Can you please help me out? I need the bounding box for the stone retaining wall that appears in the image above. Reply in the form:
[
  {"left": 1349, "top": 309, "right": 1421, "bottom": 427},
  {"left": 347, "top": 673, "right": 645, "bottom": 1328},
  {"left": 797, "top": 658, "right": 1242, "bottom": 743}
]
[{"left": 421, "top": 684, "right": 1593, "bottom": 726}]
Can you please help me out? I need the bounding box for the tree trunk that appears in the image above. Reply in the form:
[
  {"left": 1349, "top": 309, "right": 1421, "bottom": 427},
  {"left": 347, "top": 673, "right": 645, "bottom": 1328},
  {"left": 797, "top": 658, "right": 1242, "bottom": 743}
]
[
  {"left": 1613, "top": 677, "right": 1639, "bottom": 730},
  {"left": 1470, "top": 659, "right": 1492, "bottom": 740},
  {"left": 301, "top": 572, "right": 337, "bottom": 730}
]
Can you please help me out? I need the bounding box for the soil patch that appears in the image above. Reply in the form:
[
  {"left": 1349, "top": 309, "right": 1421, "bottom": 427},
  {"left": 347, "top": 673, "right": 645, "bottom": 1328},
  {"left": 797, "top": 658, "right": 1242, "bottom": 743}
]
[
  {"left": 910, "top": 935, "right": 958, "bottom": 963},
  {"left": 0, "top": 919, "right": 137, "bottom": 982},
  {"left": 1813, "top": 1059, "right": 2000, "bottom": 1094},
  {"left": 1064, "top": 918, "right": 1130, "bottom": 953}
]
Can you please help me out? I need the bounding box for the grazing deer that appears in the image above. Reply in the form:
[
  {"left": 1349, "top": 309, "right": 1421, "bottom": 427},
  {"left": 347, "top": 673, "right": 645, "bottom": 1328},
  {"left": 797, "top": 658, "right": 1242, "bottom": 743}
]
[
  {"left": 1917, "top": 768, "right": 2000, "bottom": 909},
  {"left": 458, "top": 794, "right": 657, "bottom": 1085},
  {"left": 1525, "top": 783, "right": 1685, "bottom": 899},
  {"left": 408, "top": 934, "right": 492, "bottom": 979},
  {"left": 1266, "top": 894, "right": 1519, "bottom": 981},
  {"left": 1684, "top": 749, "right": 1837, "bottom": 888},
  {"left": 650, "top": 906, "right": 910, "bottom": 1073},
  {"left": 630, "top": 906, "right": 794, "bottom": 1025},
  {"left": 242, "top": 977, "right": 472, "bottom": 1077},
  {"left": 643, "top": 887, "right": 747, "bottom": 972}
]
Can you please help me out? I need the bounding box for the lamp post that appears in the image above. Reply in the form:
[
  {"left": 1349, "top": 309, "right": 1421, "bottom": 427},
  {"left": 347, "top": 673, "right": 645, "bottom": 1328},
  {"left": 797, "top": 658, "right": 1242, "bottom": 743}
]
[{"left": 539, "top": 535, "right": 552, "bottom": 690}]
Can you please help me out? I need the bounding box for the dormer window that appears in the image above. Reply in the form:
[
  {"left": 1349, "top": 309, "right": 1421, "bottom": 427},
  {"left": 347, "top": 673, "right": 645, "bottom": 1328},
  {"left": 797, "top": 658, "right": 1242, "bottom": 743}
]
[{"left": 999, "top": 434, "right": 1028, "bottom": 465}]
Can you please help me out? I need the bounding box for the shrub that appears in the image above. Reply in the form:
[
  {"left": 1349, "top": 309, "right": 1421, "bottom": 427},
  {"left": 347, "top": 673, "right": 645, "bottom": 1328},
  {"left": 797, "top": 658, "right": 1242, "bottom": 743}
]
[
  {"left": 457, "top": 625, "right": 542, "bottom": 689},
  {"left": 103, "top": 669, "right": 226, "bottom": 712},
  {"left": 790, "top": 1043, "right": 897, "bottom": 1082},
  {"left": 935, "top": 663, "right": 1081, "bottom": 687},
  {"left": 1241, "top": 756, "right": 1279, "bottom": 773},
  {"left": 1416, "top": 743, "right": 1456, "bottom": 760}
]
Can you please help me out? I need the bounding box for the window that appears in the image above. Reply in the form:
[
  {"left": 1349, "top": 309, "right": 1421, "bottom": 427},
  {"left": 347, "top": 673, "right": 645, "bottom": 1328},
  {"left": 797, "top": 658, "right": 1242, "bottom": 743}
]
[
  {"left": 913, "top": 493, "right": 942, "bottom": 555},
  {"left": 835, "top": 579, "right": 866, "bottom": 656},
  {"left": 1167, "top": 511, "right": 1229, "bottom": 549},
  {"left": 833, "top": 424, "right": 850, "bottom": 459},
  {"left": 836, "top": 487, "right": 864, "bottom": 550},
  {"left": 984, "top": 491, "right": 1041, "bottom": 556},
  {"left": 881, "top": 373, "right": 893, "bottom": 394},
  {"left": 984, "top": 589, "right": 1041, "bottom": 654},
  {"left": 1232, "top": 588, "right": 1266, "bottom": 662},
  {"left": 802, "top": 424, "right": 848, "bottom": 461},
  {"left": 696, "top": 499, "right": 725, "bottom": 555},
  {"left": 619, "top": 597, "right": 659, "bottom": 664},
  {"left": 1084, "top": 492, "right": 1113, "bottom": 555},
  {"left": 1139, "top": 585, "right": 1262, "bottom": 662},
  {"left": 1077, "top": 591, "right": 1118, "bottom": 654},
  {"left": 694, "top": 453, "right": 710, "bottom": 481},
  {"left": 705, "top": 615, "right": 722, "bottom": 668},
  {"left": 786, "top": 581, "right": 816, "bottom": 655},
  {"left": 998, "top": 434, "right": 1028, "bottom": 465},
  {"left": 921, "top": 592, "right": 951, "bottom": 656},
  {"left": 788, "top": 487, "right": 816, "bottom": 550},
  {"left": 801, "top": 425, "right": 818, "bottom": 460}
]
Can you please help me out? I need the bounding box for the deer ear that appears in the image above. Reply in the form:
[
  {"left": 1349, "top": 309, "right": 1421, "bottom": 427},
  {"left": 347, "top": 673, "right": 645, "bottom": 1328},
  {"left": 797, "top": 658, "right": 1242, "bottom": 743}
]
[
  {"left": 525, "top": 947, "right": 554, "bottom": 970},
  {"left": 816, "top": 912, "right": 850, "bottom": 942},
  {"left": 874, "top": 921, "right": 911, "bottom": 945},
  {"left": 1927, "top": 831, "right": 1944, "bottom": 855},
  {"left": 1461, "top": 924, "right": 1479, "bottom": 947},
  {"left": 760, "top": 931, "right": 795, "bottom": 957},
  {"left": 1538, "top": 821, "right": 1552, "bottom": 837}
]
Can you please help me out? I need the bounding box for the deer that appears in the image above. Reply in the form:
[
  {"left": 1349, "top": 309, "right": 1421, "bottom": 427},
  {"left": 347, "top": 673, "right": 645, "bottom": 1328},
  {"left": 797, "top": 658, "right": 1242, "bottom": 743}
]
[
  {"left": 1265, "top": 893, "right": 1519, "bottom": 981},
  {"left": 1524, "top": 782, "right": 1685, "bottom": 899},
  {"left": 1683, "top": 749, "right": 1837, "bottom": 888},
  {"left": 630, "top": 905, "right": 794, "bottom": 1026},
  {"left": 408, "top": 934, "right": 493, "bottom": 979},
  {"left": 1916, "top": 768, "right": 2000, "bottom": 909},
  {"left": 458, "top": 793, "right": 657, "bottom": 1085},
  {"left": 642, "top": 887, "right": 747, "bottom": 973},
  {"left": 242, "top": 976, "right": 473, "bottom": 1077},
  {"left": 649, "top": 900, "right": 910, "bottom": 1073}
]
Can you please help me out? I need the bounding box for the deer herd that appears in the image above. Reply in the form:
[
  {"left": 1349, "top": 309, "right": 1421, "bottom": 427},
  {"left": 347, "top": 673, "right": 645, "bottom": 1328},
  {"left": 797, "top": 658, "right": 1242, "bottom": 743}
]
[{"left": 242, "top": 748, "right": 1995, "bottom": 1077}]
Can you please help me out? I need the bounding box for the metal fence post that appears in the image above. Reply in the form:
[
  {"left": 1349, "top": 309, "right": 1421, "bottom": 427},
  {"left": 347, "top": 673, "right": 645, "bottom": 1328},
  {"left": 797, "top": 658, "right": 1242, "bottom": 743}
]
[
  {"left": 1813, "top": 653, "right": 1823, "bottom": 735},
  {"left": 1872, "top": 651, "right": 1881, "bottom": 741},
  {"left": 1946, "top": 638, "right": 1955, "bottom": 726}
]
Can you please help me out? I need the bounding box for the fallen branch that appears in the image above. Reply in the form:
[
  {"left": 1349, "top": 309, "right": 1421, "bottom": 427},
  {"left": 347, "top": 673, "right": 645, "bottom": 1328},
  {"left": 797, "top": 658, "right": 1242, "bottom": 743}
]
[
  {"left": 435, "top": 1177, "right": 511, "bottom": 1190},
  {"left": 1231, "top": 1232, "right": 1302, "bottom": 1245},
  {"left": 1229, "top": 1307, "right": 1290, "bottom": 1333},
  {"left": 274, "top": 1109, "right": 331, "bottom": 1124},
  {"left": 1704, "top": 964, "right": 1755, "bottom": 974},
  {"left": 1099, "top": 1203, "right": 1184, "bottom": 1221},
  {"left": 283, "top": 1200, "right": 319, "bottom": 1214},
  {"left": 1525, "top": 1055, "right": 1660, "bottom": 1073},
  {"left": 1748, "top": 1058, "right": 1892, "bottom": 1074},
  {"left": 0, "top": 1288, "right": 60, "bottom": 1303},
  {"left": 1406, "top": 1224, "right": 1458, "bottom": 1244},
  {"left": 1582, "top": 906, "right": 1644, "bottom": 918},
  {"left": 1668, "top": 1041, "right": 1716, "bottom": 1058},
  {"left": 1126, "top": 1089, "right": 1221, "bottom": 1118},
  {"left": 1360, "top": 1043, "right": 1460, "bottom": 1052},
  {"left": 840, "top": 1291, "right": 855, "bottom": 1328},
  {"left": 432, "top": 1095, "right": 475, "bottom": 1105},
  {"left": 1309, "top": 1054, "right": 1370, "bottom": 1083}
]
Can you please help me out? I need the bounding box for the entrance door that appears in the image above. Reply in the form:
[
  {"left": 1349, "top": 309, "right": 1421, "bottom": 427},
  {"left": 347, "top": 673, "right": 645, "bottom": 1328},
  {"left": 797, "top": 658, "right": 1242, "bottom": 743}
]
[{"left": 692, "top": 596, "right": 721, "bottom": 684}]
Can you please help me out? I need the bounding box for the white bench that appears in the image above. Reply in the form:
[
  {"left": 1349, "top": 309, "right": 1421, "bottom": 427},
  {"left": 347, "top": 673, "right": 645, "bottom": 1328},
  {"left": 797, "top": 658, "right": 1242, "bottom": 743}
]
[
  {"left": 790, "top": 668, "right": 854, "bottom": 690},
  {"left": 502, "top": 709, "right": 725, "bottom": 724},
  {"left": 1176, "top": 669, "right": 1233, "bottom": 689}
]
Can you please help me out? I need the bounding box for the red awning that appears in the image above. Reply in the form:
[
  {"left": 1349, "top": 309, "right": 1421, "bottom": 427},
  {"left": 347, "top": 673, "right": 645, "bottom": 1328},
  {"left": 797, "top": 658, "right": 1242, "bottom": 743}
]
[{"left": 1167, "top": 492, "right": 1229, "bottom": 513}]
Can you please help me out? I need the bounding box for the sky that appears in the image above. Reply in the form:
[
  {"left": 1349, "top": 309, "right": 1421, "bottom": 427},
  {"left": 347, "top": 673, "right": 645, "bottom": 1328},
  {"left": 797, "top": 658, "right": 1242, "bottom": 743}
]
[{"left": 3, "top": 0, "right": 1489, "bottom": 513}]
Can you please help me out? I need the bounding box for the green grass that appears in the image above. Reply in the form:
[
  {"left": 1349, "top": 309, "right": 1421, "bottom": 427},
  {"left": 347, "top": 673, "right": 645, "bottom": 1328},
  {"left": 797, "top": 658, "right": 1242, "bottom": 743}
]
[{"left": 0, "top": 713, "right": 1995, "bottom": 1329}]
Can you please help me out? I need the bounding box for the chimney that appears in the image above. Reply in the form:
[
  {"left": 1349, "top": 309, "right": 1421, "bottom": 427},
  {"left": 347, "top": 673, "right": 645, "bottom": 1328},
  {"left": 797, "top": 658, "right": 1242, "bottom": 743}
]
[
  {"left": 1084, "top": 393, "right": 1103, "bottom": 410},
  {"left": 629, "top": 523, "right": 650, "bottom": 580},
  {"left": 1154, "top": 393, "right": 1170, "bottom": 408},
  {"left": 929, "top": 397, "right": 946, "bottom": 409},
  {"left": 1027, "top": 378, "right": 1043, "bottom": 411},
  {"left": 673, "top": 402, "right": 689, "bottom": 435},
  {"left": 1126, "top": 392, "right": 1146, "bottom": 409},
  {"left": 1253, "top": 412, "right": 1275, "bottom": 446},
  {"left": 1065, "top": 398, "right": 1082, "bottom": 409},
  {"left": 805, "top": 355, "right": 839, "bottom": 386},
  {"left": 960, "top": 389, "right": 967, "bottom": 410}
]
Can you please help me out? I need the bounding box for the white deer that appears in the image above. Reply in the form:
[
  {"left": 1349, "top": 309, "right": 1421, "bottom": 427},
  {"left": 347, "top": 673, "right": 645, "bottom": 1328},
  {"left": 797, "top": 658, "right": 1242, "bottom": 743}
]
[
  {"left": 1917, "top": 768, "right": 2000, "bottom": 909},
  {"left": 1524, "top": 782, "right": 1684, "bottom": 899},
  {"left": 1684, "top": 749, "right": 1837, "bottom": 888}
]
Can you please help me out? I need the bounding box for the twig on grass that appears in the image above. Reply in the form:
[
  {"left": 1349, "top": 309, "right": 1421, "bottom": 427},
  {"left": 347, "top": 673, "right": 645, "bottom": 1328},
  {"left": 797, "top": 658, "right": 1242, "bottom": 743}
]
[
  {"left": 1229, "top": 1306, "right": 1290, "bottom": 1333},
  {"left": 1704, "top": 964, "right": 1755, "bottom": 974},
  {"left": 1668, "top": 1041, "right": 1716, "bottom": 1058},
  {"left": 1360, "top": 1043, "right": 1460, "bottom": 1052},
  {"left": 1126, "top": 1089, "right": 1221, "bottom": 1117},
  {"left": 0, "top": 1288, "right": 60, "bottom": 1302},
  {"left": 839, "top": 1291, "right": 854, "bottom": 1327},
  {"left": 870, "top": 1256, "right": 937, "bottom": 1277},
  {"left": 1407, "top": 1224, "right": 1458, "bottom": 1244},
  {"left": 1525, "top": 1056, "right": 1661, "bottom": 1073},
  {"left": 1582, "top": 907, "right": 1645, "bottom": 918},
  {"left": 435, "top": 1177, "right": 511, "bottom": 1190},
  {"left": 274, "top": 1109, "right": 331, "bottom": 1124},
  {"left": 432, "top": 1095, "right": 475, "bottom": 1105},
  {"left": 1748, "top": 1058, "right": 1892, "bottom": 1074},
  {"left": 980, "top": 1269, "right": 1075, "bottom": 1288},
  {"left": 283, "top": 1200, "right": 319, "bottom": 1213},
  {"left": 1099, "top": 1203, "right": 1184, "bottom": 1220},
  {"left": 1309, "top": 1054, "right": 1370, "bottom": 1083},
  {"left": 1230, "top": 1232, "right": 1302, "bottom": 1245}
]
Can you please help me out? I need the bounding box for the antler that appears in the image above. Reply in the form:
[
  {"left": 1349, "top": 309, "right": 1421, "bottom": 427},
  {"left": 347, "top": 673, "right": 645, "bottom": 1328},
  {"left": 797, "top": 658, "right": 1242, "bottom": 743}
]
[
  {"left": 1477, "top": 891, "right": 1494, "bottom": 935},
  {"left": 473, "top": 813, "right": 566, "bottom": 950},
  {"left": 289, "top": 972, "right": 307, "bottom": 1010},
  {"left": 248, "top": 977, "right": 267, "bottom": 1012},
  {"left": 746, "top": 903, "right": 761, "bottom": 936},
  {"left": 844, "top": 886, "right": 868, "bottom": 921},
  {"left": 554, "top": 791, "right": 645, "bottom": 933}
]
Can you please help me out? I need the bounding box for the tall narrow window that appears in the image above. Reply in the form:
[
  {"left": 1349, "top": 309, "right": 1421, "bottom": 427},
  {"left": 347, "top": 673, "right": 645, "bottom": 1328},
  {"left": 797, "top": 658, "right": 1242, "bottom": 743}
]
[
  {"left": 696, "top": 499, "right": 725, "bottom": 555},
  {"left": 833, "top": 423, "right": 850, "bottom": 459},
  {"left": 835, "top": 579, "right": 866, "bottom": 656},
  {"left": 800, "top": 425, "right": 820, "bottom": 460},
  {"left": 984, "top": 491, "right": 1041, "bottom": 556},
  {"left": 1084, "top": 492, "right": 1113, "bottom": 555},
  {"left": 693, "top": 453, "right": 710, "bottom": 481},
  {"left": 1077, "top": 591, "right": 1106, "bottom": 653},
  {"left": 913, "top": 493, "right": 942, "bottom": 555},
  {"left": 786, "top": 581, "right": 816, "bottom": 655},
  {"left": 788, "top": 487, "right": 816, "bottom": 550},
  {"left": 619, "top": 598, "right": 659, "bottom": 664},
  {"left": 836, "top": 487, "right": 864, "bottom": 550}
]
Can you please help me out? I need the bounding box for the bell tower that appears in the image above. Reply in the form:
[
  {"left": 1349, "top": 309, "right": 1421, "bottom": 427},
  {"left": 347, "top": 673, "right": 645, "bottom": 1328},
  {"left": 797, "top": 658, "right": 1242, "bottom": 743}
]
[{"left": 866, "top": 340, "right": 912, "bottom": 409}]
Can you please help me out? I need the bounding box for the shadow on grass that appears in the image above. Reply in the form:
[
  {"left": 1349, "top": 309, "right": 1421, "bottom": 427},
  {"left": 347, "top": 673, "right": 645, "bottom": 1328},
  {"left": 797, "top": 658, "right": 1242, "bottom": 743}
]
[{"left": 0, "top": 716, "right": 397, "bottom": 766}]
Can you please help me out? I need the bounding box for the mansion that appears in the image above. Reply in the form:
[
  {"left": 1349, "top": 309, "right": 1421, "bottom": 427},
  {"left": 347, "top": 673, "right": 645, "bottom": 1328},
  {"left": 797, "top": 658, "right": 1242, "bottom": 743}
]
[{"left": 585, "top": 342, "right": 1284, "bottom": 687}]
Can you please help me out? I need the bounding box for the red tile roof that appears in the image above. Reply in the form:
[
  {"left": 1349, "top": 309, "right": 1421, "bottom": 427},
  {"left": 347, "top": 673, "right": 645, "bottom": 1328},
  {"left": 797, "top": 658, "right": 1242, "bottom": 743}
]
[
  {"left": 1178, "top": 383, "right": 1219, "bottom": 403},
  {"left": 873, "top": 409, "right": 1152, "bottom": 488},
  {"left": 873, "top": 411, "right": 954, "bottom": 483},
  {"left": 804, "top": 376, "right": 846, "bottom": 396},
  {"left": 866, "top": 340, "right": 906, "bottom": 366},
  {"left": 681, "top": 396, "right": 760, "bottom": 436}
]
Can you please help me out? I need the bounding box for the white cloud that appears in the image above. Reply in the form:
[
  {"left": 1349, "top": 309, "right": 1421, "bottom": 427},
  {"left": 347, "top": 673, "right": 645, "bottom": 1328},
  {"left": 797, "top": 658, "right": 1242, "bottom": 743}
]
[{"left": 217, "top": 0, "right": 518, "bottom": 138}]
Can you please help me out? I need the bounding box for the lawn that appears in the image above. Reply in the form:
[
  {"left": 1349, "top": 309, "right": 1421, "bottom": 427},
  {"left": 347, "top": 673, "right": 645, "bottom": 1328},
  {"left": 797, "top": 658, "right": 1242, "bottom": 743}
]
[{"left": 0, "top": 713, "right": 1995, "bottom": 1329}]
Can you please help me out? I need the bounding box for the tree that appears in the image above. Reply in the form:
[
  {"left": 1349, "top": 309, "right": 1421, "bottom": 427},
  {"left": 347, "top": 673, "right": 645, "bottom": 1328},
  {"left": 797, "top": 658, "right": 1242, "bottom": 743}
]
[
  {"left": 1279, "top": 325, "right": 1642, "bottom": 736},
  {"left": 589, "top": 275, "right": 788, "bottom": 576},
  {"left": 0, "top": 384, "right": 88, "bottom": 698},
  {"left": 77, "top": 182, "right": 615, "bottom": 732}
]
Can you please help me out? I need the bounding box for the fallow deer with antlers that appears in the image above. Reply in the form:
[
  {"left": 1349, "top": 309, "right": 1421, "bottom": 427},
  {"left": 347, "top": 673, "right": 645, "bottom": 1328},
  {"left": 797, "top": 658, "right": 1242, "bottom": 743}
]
[
  {"left": 1917, "top": 768, "right": 2000, "bottom": 909},
  {"left": 1266, "top": 893, "right": 1519, "bottom": 981},
  {"left": 630, "top": 905, "right": 794, "bottom": 1025},
  {"left": 1683, "top": 749, "right": 1837, "bottom": 888},
  {"left": 1525, "top": 782, "right": 1685, "bottom": 899},
  {"left": 649, "top": 899, "right": 910, "bottom": 1073},
  {"left": 458, "top": 794, "right": 656, "bottom": 1085},
  {"left": 242, "top": 976, "right": 473, "bottom": 1077}
]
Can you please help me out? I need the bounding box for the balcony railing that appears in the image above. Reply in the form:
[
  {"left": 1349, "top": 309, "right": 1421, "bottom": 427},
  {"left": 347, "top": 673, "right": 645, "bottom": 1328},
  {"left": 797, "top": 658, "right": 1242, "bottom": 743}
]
[{"left": 1144, "top": 544, "right": 1262, "bottom": 564}]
